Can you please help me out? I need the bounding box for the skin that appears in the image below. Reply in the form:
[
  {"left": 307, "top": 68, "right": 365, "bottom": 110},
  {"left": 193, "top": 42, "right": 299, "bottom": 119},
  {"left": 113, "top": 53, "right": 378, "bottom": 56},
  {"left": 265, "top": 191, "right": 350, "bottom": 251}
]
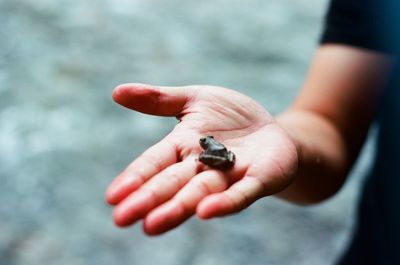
[{"left": 105, "top": 44, "right": 395, "bottom": 235}]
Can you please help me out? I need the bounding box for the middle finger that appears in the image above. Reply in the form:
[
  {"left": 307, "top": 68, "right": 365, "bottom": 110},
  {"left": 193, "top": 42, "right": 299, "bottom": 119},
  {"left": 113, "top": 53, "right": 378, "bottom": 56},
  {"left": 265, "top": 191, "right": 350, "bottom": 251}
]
[
  {"left": 143, "top": 169, "right": 230, "bottom": 235},
  {"left": 113, "top": 156, "right": 201, "bottom": 227}
]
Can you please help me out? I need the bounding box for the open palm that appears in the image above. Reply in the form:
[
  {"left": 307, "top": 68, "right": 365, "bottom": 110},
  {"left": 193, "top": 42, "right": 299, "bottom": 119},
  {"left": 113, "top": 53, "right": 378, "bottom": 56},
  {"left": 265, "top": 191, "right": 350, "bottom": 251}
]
[{"left": 106, "top": 83, "right": 298, "bottom": 235}]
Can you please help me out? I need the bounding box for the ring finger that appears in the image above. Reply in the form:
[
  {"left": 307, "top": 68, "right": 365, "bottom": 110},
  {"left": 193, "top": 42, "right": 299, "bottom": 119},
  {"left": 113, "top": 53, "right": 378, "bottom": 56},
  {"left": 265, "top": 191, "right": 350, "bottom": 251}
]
[{"left": 143, "top": 169, "right": 230, "bottom": 235}]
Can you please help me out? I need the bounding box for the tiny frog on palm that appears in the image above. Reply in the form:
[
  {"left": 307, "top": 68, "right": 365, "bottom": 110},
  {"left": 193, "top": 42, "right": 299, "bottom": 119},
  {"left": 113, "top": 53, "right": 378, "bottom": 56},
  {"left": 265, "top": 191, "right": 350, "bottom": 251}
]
[{"left": 198, "top": 136, "right": 235, "bottom": 169}]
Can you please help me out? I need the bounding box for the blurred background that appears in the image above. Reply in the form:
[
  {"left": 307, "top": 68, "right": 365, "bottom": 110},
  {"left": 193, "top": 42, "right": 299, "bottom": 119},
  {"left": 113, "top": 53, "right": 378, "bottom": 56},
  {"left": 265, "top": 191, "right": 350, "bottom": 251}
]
[{"left": 0, "top": 0, "right": 377, "bottom": 264}]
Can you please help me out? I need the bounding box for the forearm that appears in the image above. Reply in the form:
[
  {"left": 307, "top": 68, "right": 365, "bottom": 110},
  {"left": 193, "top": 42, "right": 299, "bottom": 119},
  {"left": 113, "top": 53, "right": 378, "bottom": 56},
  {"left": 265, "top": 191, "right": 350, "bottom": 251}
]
[
  {"left": 273, "top": 45, "right": 395, "bottom": 204},
  {"left": 276, "top": 109, "right": 350, "bottom": 204}
]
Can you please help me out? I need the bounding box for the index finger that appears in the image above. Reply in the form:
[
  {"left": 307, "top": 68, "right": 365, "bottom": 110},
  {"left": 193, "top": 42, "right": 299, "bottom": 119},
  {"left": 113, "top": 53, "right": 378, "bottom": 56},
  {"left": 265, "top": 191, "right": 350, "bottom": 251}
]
[{"left": 106, "top": 139, "right": 178, "bottom": 205}]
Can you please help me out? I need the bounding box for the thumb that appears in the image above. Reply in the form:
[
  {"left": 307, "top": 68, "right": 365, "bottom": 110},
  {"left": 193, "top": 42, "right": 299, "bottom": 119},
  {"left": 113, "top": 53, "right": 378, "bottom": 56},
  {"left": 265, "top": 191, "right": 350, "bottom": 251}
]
[{"left": 112, "top": 83, "right": 193, "bottom": 116}]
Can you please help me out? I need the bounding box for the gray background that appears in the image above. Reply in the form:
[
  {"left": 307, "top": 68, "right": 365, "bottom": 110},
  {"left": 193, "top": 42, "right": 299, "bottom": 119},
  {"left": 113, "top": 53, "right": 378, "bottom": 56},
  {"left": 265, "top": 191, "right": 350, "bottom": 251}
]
[{"left": 0, "top": 0, "right": 375, "bottom": 264}]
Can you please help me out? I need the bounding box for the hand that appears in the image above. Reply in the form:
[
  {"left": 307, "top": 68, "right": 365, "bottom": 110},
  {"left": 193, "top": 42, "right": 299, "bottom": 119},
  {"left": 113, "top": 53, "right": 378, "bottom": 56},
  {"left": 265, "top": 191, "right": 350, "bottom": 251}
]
[{"left": 105, "top": 83, "right": 298, "bottom": 235}]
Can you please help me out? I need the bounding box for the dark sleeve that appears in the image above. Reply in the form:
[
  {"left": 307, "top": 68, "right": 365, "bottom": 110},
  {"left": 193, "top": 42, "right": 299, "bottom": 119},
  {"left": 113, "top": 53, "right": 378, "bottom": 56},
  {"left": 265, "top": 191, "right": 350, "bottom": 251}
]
[{"left": 321, "top": 0, "right": 400, "bottom": 54}]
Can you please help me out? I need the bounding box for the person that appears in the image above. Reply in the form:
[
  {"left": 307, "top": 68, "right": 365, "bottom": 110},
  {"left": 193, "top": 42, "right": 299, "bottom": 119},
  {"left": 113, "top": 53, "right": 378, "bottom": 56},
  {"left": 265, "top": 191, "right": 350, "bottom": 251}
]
[{"left": 105, "top": 0, "right": 399, "bottom": 263}]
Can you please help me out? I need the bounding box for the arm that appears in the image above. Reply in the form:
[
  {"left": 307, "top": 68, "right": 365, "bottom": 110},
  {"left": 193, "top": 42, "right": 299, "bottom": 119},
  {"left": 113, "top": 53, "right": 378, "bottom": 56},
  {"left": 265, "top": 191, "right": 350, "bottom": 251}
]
[
  {"left": 277, "top": 44, "right": 394, "bottom": 203},
  {"left": 105, "top": 44, "right": 395, "bottom": 235}
]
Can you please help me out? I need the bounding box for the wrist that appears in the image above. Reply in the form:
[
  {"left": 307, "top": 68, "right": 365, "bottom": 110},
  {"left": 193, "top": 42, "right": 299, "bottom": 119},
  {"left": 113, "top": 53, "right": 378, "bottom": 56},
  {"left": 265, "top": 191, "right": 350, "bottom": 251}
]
[{"left": 275, "top": 108, "right": 349, "bottom": 204}]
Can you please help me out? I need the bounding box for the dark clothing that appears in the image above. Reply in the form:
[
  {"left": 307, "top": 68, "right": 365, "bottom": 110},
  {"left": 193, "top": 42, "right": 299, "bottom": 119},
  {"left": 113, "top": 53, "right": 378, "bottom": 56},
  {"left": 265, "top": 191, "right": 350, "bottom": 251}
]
[
  {"left": 320, "top": 0, "right": 400, "bottom": 264},
  {"left": 340, "top": 66, "right": 400, "bottom": 265},
  {"left": 321, "top": 0, "right": 400, "bottom": 54}
]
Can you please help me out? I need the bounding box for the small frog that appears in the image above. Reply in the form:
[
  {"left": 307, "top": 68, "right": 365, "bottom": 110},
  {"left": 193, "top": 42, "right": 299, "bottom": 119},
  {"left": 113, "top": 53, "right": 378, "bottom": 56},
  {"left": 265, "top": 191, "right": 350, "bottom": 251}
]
[{"left": 198, "top": 136, "right": 235, "bottom": 169}]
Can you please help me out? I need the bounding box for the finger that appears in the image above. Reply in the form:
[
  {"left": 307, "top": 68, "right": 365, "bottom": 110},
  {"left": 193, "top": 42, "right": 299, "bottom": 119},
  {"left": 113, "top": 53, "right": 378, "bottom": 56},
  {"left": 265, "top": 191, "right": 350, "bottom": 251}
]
[
  {"left": 111, "top": 157, "right": 200, "bottom": 227},
  {"left": 143, "top": 170, "right": 229, "bottom": 235},
  {"left": 197, "top": 146, "right": 297, "bottom": 219},
  {"left": 196, "top": 176, "right": 266, "bottom": 219},
  {"left": 105, "top": 140, "right": 178, "bottom": 205},
  {"left": 112, "top": 83, "right": 195, "bottom": 117}
]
